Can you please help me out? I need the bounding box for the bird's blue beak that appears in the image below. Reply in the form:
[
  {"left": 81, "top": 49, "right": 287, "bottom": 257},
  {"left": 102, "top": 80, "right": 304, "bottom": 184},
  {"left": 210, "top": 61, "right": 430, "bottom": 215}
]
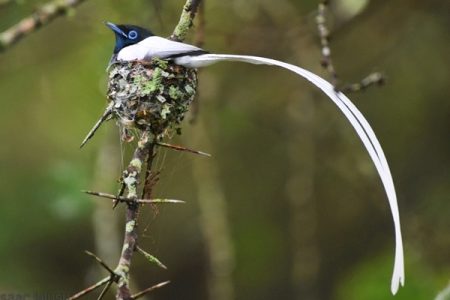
[{"left": 105, "top": 21, "right": 127, "bottom": 38}]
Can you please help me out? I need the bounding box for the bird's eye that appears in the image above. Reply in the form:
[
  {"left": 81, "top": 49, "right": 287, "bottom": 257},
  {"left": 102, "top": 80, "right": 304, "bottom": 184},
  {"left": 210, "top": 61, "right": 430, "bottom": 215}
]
[{"left": 128, "top": 30, "right": 138, "bottom": 39}]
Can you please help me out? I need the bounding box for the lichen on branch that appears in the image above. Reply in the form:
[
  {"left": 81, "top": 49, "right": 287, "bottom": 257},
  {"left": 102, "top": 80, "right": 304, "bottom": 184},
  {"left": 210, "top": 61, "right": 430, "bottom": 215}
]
[{"left": 170, "top": 0, "right": 203, "bottom": 41}]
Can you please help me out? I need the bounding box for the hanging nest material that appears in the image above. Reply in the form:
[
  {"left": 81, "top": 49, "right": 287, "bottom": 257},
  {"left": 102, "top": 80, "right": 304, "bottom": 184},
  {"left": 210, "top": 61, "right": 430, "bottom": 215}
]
[{"left": 107, "top": 58, "right": 198, "bottom": 137}]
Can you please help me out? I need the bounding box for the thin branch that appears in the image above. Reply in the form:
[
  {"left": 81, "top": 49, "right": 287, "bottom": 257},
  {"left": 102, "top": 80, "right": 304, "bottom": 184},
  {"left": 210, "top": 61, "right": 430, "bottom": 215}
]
[
  {"left": 97, "top": 280, "right": 113, "bottom": 300},
  {"left": 131, "top": 281, "right": 171, "bottom": 300},
  {"left": 341, "top": 72, "right": 385, "bottom": 93},
  {"left": 84, "top": 250, "right": 116, "bottom": 276},
  {"left": 68, "top": 277, "right": 110, "bottom": 300},
  {"left": 143, "top": 199, "right": 185, "bottom": 204},
  {"left": 0, "top": 0, "right": 88, "bottom": 52},
  {"left": 156, "top": 141, "right": 211, "bottom": 157},
  {"left": 136, "top": 246, "right": 167, "bottom": 270},
  {"left": 83, "top": 190, "right": 185, "bottom": 204},
  {"left": 169, "top": 0, "right": 202, "bottom": 41},
  {"left": 316, "top": 1, "right": 337, "bottom": 86},
  {"left": 80, "top": 104, "right": 113, "bottom": 148},
  {"left": 315, "top": 1, "right": 385, "bottom": 92},
  {"left": 83, "top": 190, "right": 133, "bottom": 202}
]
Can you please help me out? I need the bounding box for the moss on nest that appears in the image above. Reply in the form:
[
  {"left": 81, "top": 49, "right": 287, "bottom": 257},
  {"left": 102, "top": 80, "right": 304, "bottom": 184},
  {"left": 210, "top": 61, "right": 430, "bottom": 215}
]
[{"left": 107, "top": 58, "right": 198, "bottom": 137}]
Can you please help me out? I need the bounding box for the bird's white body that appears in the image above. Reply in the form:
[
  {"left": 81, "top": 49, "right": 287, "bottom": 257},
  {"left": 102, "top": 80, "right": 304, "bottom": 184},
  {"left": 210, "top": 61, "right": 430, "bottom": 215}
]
[{"left": 116, "top": 35, "right": 405, "bottom": 295}]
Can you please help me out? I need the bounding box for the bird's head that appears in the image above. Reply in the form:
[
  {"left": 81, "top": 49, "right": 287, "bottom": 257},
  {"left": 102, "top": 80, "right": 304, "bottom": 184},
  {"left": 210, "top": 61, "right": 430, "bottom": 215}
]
[{"left": 106, "top": 22, "right": 153, "bottom": 53}]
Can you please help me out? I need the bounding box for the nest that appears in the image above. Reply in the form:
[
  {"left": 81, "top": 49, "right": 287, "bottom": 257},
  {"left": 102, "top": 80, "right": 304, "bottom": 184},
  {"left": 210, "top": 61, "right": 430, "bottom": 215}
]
[{"left": 107, "top": 58, "right": 198, "bottom": 137}]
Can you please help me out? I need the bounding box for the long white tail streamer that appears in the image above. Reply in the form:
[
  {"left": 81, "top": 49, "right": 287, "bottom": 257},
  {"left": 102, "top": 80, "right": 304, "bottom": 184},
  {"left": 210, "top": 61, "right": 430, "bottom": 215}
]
[{"left": 176, "top": 54, "right": 404, "bottom": 294}]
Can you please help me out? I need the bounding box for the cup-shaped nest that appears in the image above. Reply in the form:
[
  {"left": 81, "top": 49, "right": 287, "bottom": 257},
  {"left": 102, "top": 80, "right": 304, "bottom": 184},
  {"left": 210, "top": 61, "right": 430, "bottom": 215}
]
[{"left": 107, "top": 58, "right": 198, "bottom": 136}]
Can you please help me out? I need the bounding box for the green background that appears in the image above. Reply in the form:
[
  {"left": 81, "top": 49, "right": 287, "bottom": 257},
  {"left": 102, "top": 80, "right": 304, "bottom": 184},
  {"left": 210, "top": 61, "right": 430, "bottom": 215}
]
[{"left": 0, "top": 0, "right": 448, "bottom": 299}]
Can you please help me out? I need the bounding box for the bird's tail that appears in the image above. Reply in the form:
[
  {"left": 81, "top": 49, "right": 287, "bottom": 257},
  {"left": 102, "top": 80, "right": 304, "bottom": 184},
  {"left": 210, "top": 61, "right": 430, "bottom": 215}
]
[{"left": 176, "top": 53, "right": 405, "bottom": 294}]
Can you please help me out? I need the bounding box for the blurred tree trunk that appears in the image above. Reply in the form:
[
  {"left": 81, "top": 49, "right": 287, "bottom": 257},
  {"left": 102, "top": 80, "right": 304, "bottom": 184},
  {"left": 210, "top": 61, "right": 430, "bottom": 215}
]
[
  {"left": 286, "top": 93, "right": 321, "bottom": 300},
  {"left": 186, "top": 117, "right": 235, "bottom": 300},
  {"left": 91, "top": 126, "right": 121, "bottom": 277},
  {"left": 286, "top": 38, "right": 322, "bottom": 300}
]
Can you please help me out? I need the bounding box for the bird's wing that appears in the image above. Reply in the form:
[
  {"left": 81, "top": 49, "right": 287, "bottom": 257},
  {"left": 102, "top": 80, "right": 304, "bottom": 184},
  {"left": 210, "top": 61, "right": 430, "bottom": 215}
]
[
  {"left": 117, "top": 36, "right": 205, "bottom": 61},
  {"left": 117, "top": 43, "right": 149, "bottom": 61},
  {"left": 176, "top": 53, "right": 404, "bottom": 295}
]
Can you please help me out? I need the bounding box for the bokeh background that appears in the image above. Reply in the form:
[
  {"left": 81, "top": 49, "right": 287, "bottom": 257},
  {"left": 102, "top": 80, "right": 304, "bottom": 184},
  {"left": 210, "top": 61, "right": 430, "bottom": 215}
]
[{"left": 0, "top": 0, "right": 449, "bottom": 299}]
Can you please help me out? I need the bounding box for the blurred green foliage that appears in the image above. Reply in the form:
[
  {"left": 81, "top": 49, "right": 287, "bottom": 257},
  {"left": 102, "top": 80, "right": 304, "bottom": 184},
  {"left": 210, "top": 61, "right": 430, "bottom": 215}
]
[{"left": 0, "top": 0, "right": 448, "bottom": 299}]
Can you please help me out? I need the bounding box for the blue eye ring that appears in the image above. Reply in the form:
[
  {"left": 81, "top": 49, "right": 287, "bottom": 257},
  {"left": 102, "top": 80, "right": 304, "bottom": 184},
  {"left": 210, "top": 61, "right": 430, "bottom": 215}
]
[{"left": 128, "top": 30, "right": 138, "bottom": 39}]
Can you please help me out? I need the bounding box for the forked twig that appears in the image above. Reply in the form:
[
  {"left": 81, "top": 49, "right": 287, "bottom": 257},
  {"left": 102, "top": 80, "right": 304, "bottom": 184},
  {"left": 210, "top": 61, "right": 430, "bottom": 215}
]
[
  {"left": 68, "top": 277, "right": 110, "bottom": 300},
  {"left": 97, "top": 280, "right": 113, "bottom": 300},
  {"left": 316, "top": 0, "right": 385, "bottom": 92},
  {"left": 72, "top": 0, "right": 203, "bottom": 298}
]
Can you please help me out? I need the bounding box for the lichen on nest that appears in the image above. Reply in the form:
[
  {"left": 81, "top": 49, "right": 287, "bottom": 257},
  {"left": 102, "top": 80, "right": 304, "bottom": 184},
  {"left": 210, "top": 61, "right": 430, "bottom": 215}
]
[{"left": 107, "top": 58, "right": 198, "bottom": 137}]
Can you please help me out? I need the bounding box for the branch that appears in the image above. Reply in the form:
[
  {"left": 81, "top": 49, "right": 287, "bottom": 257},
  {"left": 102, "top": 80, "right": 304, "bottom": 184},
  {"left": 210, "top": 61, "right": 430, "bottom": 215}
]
[
  {"left": 316, "top": 1, "right": 385, "bottom": 92},
  {"left": 84, "top": 250, "right": 116, "bottom": 276},
  {"left": 156, "top": 141, "right": 211, "bottom": 157},
  {"left": 316, "top": 1, "right": 337, "bottom": 86},
  {"left": 115, "top": 132, "right": 155, "bottom": 300},
  {"left": 136, "top": 246, "right": 167, "bottom": 270},
  {"left": 80, "top": 104, "right": 113, "bottom": 148},
  {"left": 73, "top": 0, "right": 203, "bottom": 298},
  {"left": 341, "top": 72, "right": 385, "bottom": 93},
  {"left": 83, "top": 190, "right": 185, "bottom": 205},
  {"left": 169, "top": 0, "right": 202, "bottom": 41},
  {"left": 97, "top": 280, "right": 114, "bottom": 300},
  {"left": 68, "top": 277, "right": 110, "bottom": 300},
  {"left": 131, "top": 281, "right": 171, "bottom": 300},
  {"left": 0, "top": 0, "right": 88, "bottom": 52}
]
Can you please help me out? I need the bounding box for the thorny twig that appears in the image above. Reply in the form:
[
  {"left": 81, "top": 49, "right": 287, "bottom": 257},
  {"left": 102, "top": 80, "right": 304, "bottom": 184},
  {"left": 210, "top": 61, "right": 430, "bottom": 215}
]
[
  {"left": 84, "top": 250, "right": 116, "bottom": 275},
  {"left": 316, "top": 0, "right": 385, "bottom": 92},
  {"left": 341, "top": 71, "right": 385, "bottom": 93},
  {"left": 83, "top": 190, "right": 185, "bottom": 204},
  {"left": 131, "top": 281, "right": 171, "bottom": 300},
  {"left": 71, "top": 1, "right": 203, "bottom": 298},
  {"left": 136, "top": 246, "right": 168, "bottom": 270},
  {"left": 80, "top": 103, "right": 113, "bottom": 148},
  {"left": 115, "top": 132, "right": 154, "bottom": 299},
  {"left": 316, "top": 1, "right": 337, "bottom": 86},
  {"left": 0, "top": 0, "right": 88, "bottom": 52},
  {"left": 68, "top": 277, "right": 110, "bottom": 300},
  {"left": 156, "top": 141, "right": 211, "bottom": 157},
  {"left": 97, "top": 280, "right": 114, "bottom": 300}
]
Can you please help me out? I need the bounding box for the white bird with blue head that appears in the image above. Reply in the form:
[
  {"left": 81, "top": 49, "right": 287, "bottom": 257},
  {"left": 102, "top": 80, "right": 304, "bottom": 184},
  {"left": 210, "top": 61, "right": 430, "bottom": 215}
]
[{"left": 106, "top": 21, "right": 405, "bottom": 295}]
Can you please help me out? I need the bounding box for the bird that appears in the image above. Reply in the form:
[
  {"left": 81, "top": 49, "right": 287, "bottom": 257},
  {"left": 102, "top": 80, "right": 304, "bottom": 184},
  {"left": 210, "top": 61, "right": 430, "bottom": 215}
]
[{"left": 105, "top": 22, "right": 405, "bottom": 295}]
